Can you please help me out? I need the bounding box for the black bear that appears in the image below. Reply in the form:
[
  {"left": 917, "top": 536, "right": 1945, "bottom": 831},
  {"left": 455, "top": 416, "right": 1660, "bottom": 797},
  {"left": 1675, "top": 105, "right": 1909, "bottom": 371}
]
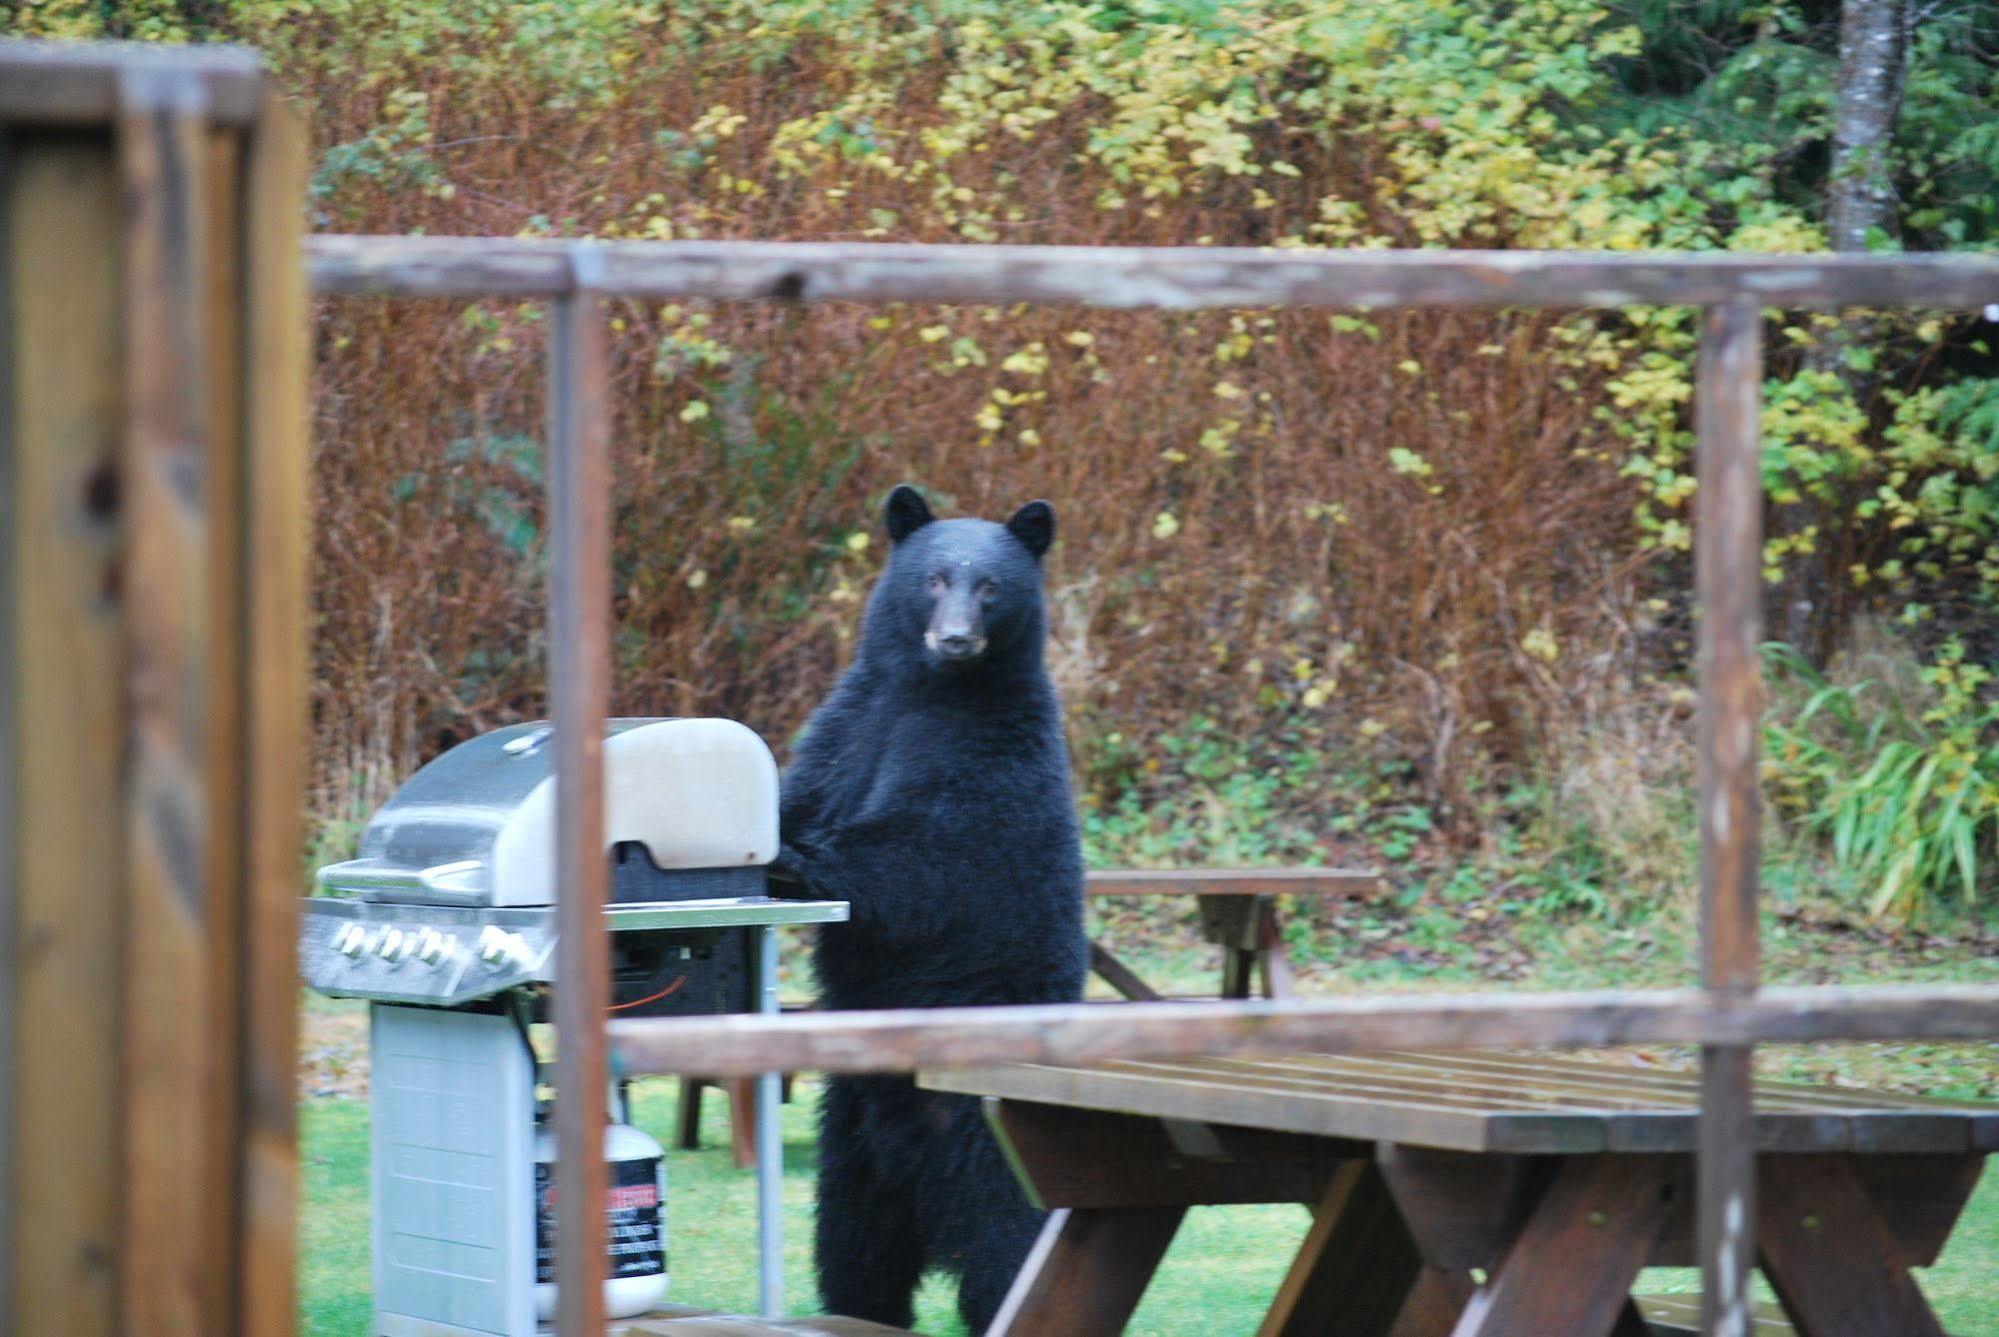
[{"left": 776, "top": 484, "right": 1087, "bottom": 1334}]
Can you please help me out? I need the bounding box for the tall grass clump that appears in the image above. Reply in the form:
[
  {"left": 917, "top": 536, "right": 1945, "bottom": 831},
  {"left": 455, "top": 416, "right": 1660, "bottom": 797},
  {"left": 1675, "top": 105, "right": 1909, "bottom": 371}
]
[{"left": 1765, "top": 629, "right": 1999, "bottom": 923}]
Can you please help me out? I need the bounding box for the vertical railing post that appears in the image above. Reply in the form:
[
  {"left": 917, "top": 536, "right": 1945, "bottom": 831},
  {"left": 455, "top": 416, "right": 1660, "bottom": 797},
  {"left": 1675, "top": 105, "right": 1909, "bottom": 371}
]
[
  {"left": 1695, "top": 299, "right": 1765, "bottom": 1337},
  {"left": 549, "top": 246, "right": 612, "bottom": 1337}
]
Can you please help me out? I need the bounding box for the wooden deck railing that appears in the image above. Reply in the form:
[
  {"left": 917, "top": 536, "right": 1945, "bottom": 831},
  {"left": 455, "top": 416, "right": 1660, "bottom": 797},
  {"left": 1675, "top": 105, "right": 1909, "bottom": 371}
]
[{"left": 303, "top": 234, "right": 1999, "bottom": 1337}]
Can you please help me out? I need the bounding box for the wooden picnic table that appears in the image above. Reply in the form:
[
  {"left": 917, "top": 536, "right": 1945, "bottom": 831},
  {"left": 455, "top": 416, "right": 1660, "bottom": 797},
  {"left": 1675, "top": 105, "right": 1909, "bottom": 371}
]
[
  {"left": 1085, "top": 867, "right": 1378, "bottom": 1002},
  {"left": 681, "top": 867, "right": 1377, "bottom": 1166},
  {"left": 919, "top": 1050, "right": 1999, "bottom": 1336}
]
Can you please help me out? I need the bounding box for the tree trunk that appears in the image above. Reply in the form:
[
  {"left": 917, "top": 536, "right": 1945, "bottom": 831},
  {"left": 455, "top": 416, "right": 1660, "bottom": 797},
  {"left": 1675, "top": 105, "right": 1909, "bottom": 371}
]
[
  {"left": 1825, "top": 0, "right": 1909, "bottom": 253},
  {"left": 1772, "top": 0, "right": 1908, "bottom": 664}
]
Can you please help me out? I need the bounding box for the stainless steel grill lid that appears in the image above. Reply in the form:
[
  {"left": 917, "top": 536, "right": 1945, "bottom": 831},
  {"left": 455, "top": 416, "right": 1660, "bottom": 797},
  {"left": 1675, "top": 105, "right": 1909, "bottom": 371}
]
[{"left": 316, "top": 717, "right": 780, "bottom": 908}]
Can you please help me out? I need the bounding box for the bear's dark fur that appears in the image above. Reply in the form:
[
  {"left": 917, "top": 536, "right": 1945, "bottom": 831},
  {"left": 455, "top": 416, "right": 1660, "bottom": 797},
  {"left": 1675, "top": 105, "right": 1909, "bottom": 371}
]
[{"left": 776, "top": 485, "right": 1087, "bottom": 1333}]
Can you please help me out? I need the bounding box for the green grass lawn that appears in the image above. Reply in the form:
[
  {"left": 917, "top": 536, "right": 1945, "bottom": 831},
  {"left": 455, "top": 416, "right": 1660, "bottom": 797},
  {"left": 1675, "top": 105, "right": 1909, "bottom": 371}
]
[{"left": 302, "top": 1071, "right": 1999, "bottom": 1336}]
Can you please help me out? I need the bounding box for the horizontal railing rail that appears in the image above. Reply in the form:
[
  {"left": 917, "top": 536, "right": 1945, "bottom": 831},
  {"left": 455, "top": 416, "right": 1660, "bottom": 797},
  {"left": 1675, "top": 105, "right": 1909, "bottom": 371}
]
[
  {"left": 306, "top": 235, "right": 1999, "bottom": 308},
  {"left": 607, "top": 984, "right": 1999, "bottom": 1080},
  {"left": 304, "top": 230, "right": 1999, "bottom": 1337}
]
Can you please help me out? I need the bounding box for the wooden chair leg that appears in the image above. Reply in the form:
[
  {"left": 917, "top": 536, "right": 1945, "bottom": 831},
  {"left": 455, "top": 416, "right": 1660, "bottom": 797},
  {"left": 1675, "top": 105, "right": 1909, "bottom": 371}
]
[
  {"left": 674, "top": 1075, "right": 705, "bottom": 1151},
  {"left": 724, "top": 1076, "right": 757, "bottom": 1171},
  {"left": 1259, "top": 1161, "right": 1425, "bottom": 1337},
  {"left": 987, "top": 1206, "right": 1186, "bottom": 1337},
  {"left": 1757, "top": 1155, "right": 1947, "bottom": 1337},
  {"left": 1449, "top": 1155, "right": 1678, "bottom": 1337}
]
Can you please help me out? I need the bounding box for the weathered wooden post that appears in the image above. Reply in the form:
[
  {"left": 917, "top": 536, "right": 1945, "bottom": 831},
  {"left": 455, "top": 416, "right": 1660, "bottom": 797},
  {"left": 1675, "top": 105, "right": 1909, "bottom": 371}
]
[
  {"left": 0, "top": 42, "right": 309, "bottom": 1337},
  {"left": 1695, "top": 299, "right": 1766, "bottom": 1337}
]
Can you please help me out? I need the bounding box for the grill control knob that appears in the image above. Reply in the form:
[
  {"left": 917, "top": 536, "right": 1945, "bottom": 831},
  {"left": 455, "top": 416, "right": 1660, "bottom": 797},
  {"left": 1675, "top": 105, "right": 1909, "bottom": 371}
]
[
  {"left": 474, "top": 927, "right": 534, "bottom": 972},
  {"left": 333, "top": 924, "right": 371, "bottom": 958},
  {"left": 415, "top": 929, "right": 453, "bottom": 967},
  {"left": 377, "top": 927, "right": 413, "bottom": 964},
  {"left": 476, "top": 925, "right": 512, "bottom": 968}
]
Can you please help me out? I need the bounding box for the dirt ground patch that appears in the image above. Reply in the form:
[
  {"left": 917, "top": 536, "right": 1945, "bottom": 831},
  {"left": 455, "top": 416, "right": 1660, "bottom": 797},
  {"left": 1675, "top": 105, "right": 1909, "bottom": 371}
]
[{"left": 299, "top": 997, "right": 370, "bottom": 1099}]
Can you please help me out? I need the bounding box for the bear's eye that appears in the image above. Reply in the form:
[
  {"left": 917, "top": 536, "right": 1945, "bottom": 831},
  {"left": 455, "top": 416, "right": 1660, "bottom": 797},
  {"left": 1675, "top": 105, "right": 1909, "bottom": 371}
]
[
  {"left": 926, "top": 572, "right": 947, "bottom": 596},
  {"left": 975, "top": 578, "right": 996, "bottom": 603}
]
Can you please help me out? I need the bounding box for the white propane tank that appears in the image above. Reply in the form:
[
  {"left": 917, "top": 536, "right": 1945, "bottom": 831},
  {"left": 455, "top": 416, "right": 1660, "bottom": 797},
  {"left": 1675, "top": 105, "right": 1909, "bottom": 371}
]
[{"left": 533, "top": 1120, "right": 669, "bottom": 1320}]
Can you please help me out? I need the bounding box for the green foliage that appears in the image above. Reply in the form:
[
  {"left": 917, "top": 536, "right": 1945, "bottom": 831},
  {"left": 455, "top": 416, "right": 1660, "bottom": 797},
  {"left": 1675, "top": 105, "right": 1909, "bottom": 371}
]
[
  {"left": 310, "top": 89, "right": 448, "bottom": 224},
  {"left": 1764, "top": 639, "right": 1999, "bottom": 921},
  {"left": 1872, "top": 376, "right": 1999, "bottom": 610},
  {"left": 444, "top": 432, "right": 544, "bottom": 557},
  {"left": 1898, "top": 3, "right": 1999, "bottom": 250}
]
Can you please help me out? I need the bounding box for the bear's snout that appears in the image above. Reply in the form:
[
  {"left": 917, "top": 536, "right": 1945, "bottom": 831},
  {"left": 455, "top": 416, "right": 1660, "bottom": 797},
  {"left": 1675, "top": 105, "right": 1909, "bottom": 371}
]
[{"left": 925, "top": 627, "right": 988, "bottom": 662}]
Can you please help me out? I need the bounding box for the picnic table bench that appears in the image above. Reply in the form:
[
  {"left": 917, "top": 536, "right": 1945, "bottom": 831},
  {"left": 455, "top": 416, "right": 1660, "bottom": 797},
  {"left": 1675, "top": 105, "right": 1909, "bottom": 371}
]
[{"left": 920, "top": 1049, "right": 1999, "bottom": 1336}]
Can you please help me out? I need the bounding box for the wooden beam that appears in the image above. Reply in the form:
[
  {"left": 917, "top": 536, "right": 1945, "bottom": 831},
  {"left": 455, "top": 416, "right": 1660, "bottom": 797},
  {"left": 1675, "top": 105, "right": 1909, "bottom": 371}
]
[
  {"left": 608, "top": 983, "right": 1999, "bottom": 1079},
  {"left": 304, "top": 236, "right": 1999, "bottom": 309},
  {"left": 1449, "top": 1156, "right": 1679, "bottom": 1337},
  {"left": 0, "top": 41, "right": 265, "bottom": 128},
  {"left": 984, "top": 1098, "right": 1352, "bottom": 1210},
  {"left": 200, "top": 115, "right": 247, "bottom": 1337},
  {"left": 1378, "top": 1146, "right": 1552, "bottom": 1273},
  {"left": 1696, "top": 299, "right": 1765, "bottom": 1337},
  {"left": 1388, "top": 1268, "right": 1475, "bottom": 1337},
  {"left": 232, "top": 88, "right": 310, "bottom": 1337},
  {"left": 1087, "top": 942, "right": 1166, "bottom": 1003},
  {"left": 1757, "top": 1156, "right": 1948, "bottom": 1336},
  {"left": 3, "top": 129, "right": 127, "bottom": 1337},
  {"left": 987, "top": 1206, "right": 1185, "bottom": 1337},
  {"left": 1259, "top": 1162, "right": 1423, "bottom": 1337},
  {"left": 548, "top": 252, "right": 613, "bottom": 1337},
  {"left": 1696, "top": 298, "right": 1765, "bottom": 996},
  {"left": 117, "top": 68, "right": 214, "bottom": 1337},
  {"left": 0, "top": 124, "right": 16, "bottom": 1337}
]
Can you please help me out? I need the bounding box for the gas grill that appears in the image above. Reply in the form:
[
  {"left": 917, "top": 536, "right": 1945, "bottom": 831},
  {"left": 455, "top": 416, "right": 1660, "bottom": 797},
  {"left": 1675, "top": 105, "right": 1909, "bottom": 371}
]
[{"left": 301, "top": 717, "right": 845, "bottom": 1336}]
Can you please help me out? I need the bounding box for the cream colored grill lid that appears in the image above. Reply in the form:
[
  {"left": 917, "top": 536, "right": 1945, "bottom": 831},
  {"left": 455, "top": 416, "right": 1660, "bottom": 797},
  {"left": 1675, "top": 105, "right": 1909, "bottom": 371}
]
[{"left": 316, "top": 717, "right": 780, "bottom": 907}]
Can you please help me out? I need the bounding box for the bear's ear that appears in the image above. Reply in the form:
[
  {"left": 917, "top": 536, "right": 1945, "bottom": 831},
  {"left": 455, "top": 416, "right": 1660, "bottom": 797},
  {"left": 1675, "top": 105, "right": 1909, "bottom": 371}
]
[
  {"left": 1005, "top": 499, "right": 1055, "bottom": 559},
  {"left": 884, "top": 484, "right": 935, "bottom": 544}
]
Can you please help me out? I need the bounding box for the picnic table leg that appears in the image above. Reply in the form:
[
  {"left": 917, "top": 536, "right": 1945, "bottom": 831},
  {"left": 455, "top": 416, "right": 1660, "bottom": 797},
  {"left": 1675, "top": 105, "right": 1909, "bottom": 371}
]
[
  {"left": 1756, "top": 1156, "right": 1948, "bottom": 1337},
  {"left": 1447, "top": 1155, "right": 1679, "bottom": 1337},
  {"left": 1386, "top": 1268, "right": 1473, "bottom": 1337},
  {"left": 1198, "top": 895, "right": 1264, "bottom": 999},
  {"left": 987, "top": 1205, "right": 1186, "bottom": 1337},
  {"left": 1384, "top": 1276, "right": 1662, "bottom": 1337},
  {"left": 1255, "top": 898, "right": 1296, "bottom": 1000},
  {"left": 1258, "top": 1161, "right": 1425, "bottom": 1337}
]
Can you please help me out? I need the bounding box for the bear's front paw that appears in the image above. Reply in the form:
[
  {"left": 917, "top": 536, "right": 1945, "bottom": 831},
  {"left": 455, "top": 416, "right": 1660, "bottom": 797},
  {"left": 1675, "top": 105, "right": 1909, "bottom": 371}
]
[{"left": 765, "top": 841, "right": 820, "bottom": 898}]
